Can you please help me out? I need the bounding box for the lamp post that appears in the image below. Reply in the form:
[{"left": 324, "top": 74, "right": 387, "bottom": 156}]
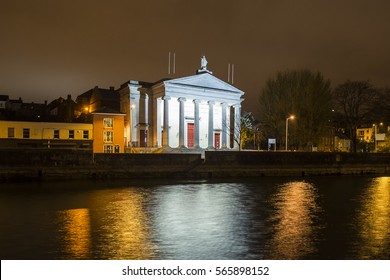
[{"left": 285, "top": 115, "right": 295, "bottom": 151}]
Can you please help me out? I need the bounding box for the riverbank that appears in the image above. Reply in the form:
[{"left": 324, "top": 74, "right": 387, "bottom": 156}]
[{"left": 0, "top": 149, "right": 389, "bottom": 182}]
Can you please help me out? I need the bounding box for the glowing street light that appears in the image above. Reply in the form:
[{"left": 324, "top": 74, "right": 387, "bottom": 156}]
[{"left": 285, "top": 115, "right": 295, "bottom": 151}]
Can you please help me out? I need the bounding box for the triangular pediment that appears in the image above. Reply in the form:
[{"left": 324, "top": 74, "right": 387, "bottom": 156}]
[{"left": 164, "top": 73, "right": 244, "bottom": 94}]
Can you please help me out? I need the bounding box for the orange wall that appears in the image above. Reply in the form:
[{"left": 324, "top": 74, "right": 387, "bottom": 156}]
[{"left": 93, "top": 114, "right": 124, "bottom": 153}]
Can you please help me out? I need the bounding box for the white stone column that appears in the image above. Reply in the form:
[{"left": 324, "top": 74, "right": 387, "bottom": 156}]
[
  {"left": 178, "top": 97, "right": 186, "bottom": 147},
  {"left": 162, "top": 96, "right": 171, "bottom": 147},
  {"left": 129, "top": 97, "right": 136, "bottom": 146},
  {"left": 234, "top": 104, "right": 241, "bottom": 149},
  {"left": 139, "top": 92, "right": 146, "bottom": 124},
  {"left": 221, "top": 102, "right": 227, "bottom": 148},
  {"left": 208, "top": 101, "right": 215, "bottom": 149},
  {"left": 194, "top": 99, "right": 201, "bottom": 148}
]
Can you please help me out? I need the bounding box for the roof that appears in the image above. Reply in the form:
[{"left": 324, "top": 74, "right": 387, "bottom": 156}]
[
  {"left": 163, "top": 72, "right": 244, "bottom": 94},
  {"left": 118, "top": 80, "right": 155, "bottom": 91},
  {"left": 0, "top": 95, "right": 9, "bottom": 101},
  {"left": 91, "top": 107, "right": 125, "bottom": 115}
]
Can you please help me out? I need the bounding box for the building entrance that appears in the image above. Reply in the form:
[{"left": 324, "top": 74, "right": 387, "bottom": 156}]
[
  {"left": 214, "top": 133, "right": 220, "bottom": 149},
  {"left": 187, "top": 123, "right": 194, "bottom": 148}
]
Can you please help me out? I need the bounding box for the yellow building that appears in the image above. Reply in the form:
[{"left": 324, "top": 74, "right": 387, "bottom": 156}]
[
  {"left": 0, "top": 120, "right": 93, "bottom": 148},
  {"left": 92, "top": 112, "right": 125, "bottom": 153},
  {"left": 357, "top": 127, "right": 374, "bottom": 143}
]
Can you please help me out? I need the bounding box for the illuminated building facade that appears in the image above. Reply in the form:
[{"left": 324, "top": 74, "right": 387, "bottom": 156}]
[
  {"left": 92, "top": 111, "right": 125, "bottom": 153},
  {"left": 0, "top": 120, "right": 93, "bottom": 148},
  {"left": 119, "top": 60, "right": 244, "bottom": 150}
]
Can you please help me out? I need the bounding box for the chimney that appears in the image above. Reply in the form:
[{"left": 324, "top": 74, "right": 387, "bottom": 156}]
[
  {"left": 109, "top": 86, "right": 115, "bottom": 91},
  {"left": 67, "top": 94, "right": 72, "bottom": 101}
]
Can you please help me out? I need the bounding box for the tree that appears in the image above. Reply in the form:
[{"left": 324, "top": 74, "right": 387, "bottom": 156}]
[
  {"left": 258, "top": 70, "right": 332, "bottom": 150},
  {"left": 229, "top": 111, "right": 256, "bottom": 151},
  {"left": 333, "top": 80, "right": 379, "bottom": 152},
  {"left": 373, "top": 87, "right": 390, "bottom": 123}
]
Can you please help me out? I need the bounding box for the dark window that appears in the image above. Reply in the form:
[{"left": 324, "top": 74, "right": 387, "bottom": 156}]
[
  {"left": 104, "top": 145, "right": 113, "bottom": 153},
  {"left": 83, "top": 130, "right": 89, "bottom": 139},
  {"left": 54, "top": 130, "right": 60, "bottom": 139},
  {"left": 23, "top": 128, "right": 30, "bottom": 139},
  {"left": 69, "top": 130, "right": 74, "bottom": 139},
  {"left": 103, "top": 131, "right": 113, "bottom": 143}
]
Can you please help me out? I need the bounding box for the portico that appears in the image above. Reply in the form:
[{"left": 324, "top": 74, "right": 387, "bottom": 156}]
[{"left": 118, "top": 57, "right": 244, "bottom": 151}]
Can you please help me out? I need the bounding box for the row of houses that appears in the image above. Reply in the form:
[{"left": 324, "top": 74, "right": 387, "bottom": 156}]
[
  {"left": 0, "top": 58, "right": 244, "bottom": 153},
  {"left": 0, "top": 110, "right": 125, "bottom": 154}
]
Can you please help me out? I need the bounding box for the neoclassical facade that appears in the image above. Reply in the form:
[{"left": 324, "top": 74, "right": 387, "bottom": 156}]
[{"left": 118, "top": 62, "right": 244, "bottom": 150}]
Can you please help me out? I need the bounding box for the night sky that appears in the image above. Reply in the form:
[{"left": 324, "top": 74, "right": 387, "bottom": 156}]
[{"left": 1, "top": 0, "right": 390, "bottom": 116}]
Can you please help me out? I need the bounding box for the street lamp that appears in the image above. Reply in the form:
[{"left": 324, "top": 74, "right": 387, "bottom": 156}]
[{"left": 285, "top": 115, "right": 295, "bottom": 151}]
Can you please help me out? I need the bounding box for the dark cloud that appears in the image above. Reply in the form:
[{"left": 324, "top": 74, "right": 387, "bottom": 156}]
[{"left": 1, "top": 0, "right": 390, "bottom": 116}]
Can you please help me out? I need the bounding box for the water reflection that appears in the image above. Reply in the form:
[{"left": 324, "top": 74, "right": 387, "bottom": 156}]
[
  {"left": 57, "top": 208, "right": 91, "bottom": 259},
  {"left": 90, "top": 188, "right": 155, "bottom": 259},
  {"left": 2, "top": 176, "right": 390, "bottom": 260},
  {"left": 150, "top": 183, "right": 252, "bottom": 259},
  {"left": 355, "top": 177, "right": 390, "bottom": 259},
  {"left": 265, "top": 181, "right": 321, "bottom": 259}
]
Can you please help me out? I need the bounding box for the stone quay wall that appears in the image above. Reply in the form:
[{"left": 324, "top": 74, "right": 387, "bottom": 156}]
[
  {"left": 0, "top": 149, "right": 389, "bottom": 181},
  {"left": 200, "top": 151, "right": 390, "bottom": 177}
]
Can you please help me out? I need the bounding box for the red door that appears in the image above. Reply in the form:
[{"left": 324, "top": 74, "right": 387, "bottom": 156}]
[
  {"left": 214, "top": 133, "right": 220, "bottom": 149},
  {"left": 187, "top": 123, "right": 194, "bottom": 148}
]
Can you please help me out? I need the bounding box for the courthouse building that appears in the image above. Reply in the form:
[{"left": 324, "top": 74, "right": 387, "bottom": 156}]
[{"left": 118, "top": 57, "right": 244, "bottom": 150}]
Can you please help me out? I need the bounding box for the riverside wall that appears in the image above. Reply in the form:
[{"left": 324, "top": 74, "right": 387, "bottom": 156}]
[
  {"left": 0, "top": 149, "right": 389, "bottom": 182},
  {"left": 200, "top": 151, "right": 390, "bottom": 177}
]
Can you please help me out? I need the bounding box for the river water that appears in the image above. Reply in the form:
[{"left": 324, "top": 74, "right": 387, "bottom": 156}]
[{"left": 0, "top": 176, "right": 389, "bottom": 260}]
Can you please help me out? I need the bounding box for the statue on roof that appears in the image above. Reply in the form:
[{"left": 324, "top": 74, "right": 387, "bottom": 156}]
[
  {"left": 201, "top": 55, "right": 208, "bottom": 70},
  {"left": 197, "top": 55, "right": 212, "bottom": 74}
]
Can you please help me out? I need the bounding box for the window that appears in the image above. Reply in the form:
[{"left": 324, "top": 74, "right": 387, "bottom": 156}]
[
  {"left": 83, "top": 130, "right": 89, "bottom": 139},
  {"left": 358, "top": 130, "right": 364, "bottom": 136},
  {"left": 8, "top": 127, "right": 15, "bottom": 138},
  {"left": 114, "top": 145, "right": 120, "bottom": 153},
  {"left": 54, "top": 130, "right": 60, "bottom": 139},
  {"left": 103, "top": 118, "right": 113, "bottom": 128},
  {"left": 23, "top": 128, "right": 30, "bottom": 139},
  {"left": 103, "top": 131, "right": 113, "bottom": 143},
  {"left": 69, "top": 130, "right": 74, "bottom": 139},
  {"left": 104, "top": 145, "right": 113, "bottom": 153}
]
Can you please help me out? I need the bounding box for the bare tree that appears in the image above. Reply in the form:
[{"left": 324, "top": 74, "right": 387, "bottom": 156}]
[
  {"left": 229, "top": 111, "right": 255, "bottom": 151},
  {"left": 333, "top": 80, "right": 379, "bottom": 152},
  {"left": 373, "top": 87, "right": 390, "bottom": 123}
]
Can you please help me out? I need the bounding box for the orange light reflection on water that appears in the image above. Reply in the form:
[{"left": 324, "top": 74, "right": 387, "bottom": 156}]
[
  {"left": 92, "top": 188, "right": 155, "bottom": 259},
  {"left": 266, "top": 181, "right": 320, "bottom": 259},
  {"left": 356, "top": 177, "right": 390, "bottom": 259},
  {"left": 57, "top": 208, "right": 91, "bottom": 259},
  {"left": 57, "top": 188, "right": 155, "bottom": 259}
]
